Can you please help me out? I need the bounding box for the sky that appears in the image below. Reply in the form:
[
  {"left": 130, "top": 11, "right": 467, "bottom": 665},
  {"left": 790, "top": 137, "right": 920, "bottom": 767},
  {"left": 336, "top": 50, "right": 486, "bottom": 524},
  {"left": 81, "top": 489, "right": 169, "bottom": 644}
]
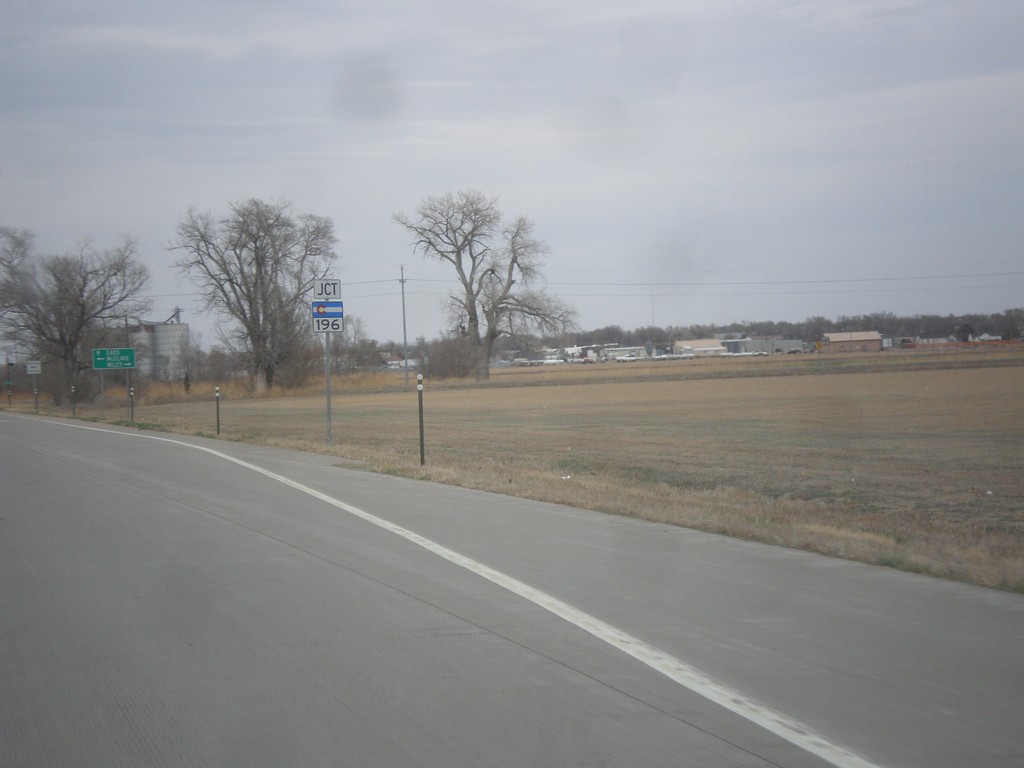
[{"left": 2, "top": 0, "right": 1022, "bottom": 346}]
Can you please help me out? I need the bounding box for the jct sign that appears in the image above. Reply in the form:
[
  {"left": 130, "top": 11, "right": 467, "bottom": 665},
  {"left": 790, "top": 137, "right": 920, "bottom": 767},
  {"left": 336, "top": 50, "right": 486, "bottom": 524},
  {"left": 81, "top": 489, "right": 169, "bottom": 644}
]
[
  {"left": 313, "top": 279, "right": 341, "bottom": 300},
  {"left": 311, "top": 278, "right": 343, "bottom": 333}
]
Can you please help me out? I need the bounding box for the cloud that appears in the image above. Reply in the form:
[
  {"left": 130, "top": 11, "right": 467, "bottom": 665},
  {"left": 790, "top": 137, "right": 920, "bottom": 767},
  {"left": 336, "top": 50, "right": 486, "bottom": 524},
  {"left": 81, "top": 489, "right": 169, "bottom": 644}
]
[
  {"left": 331, "top": 53, "right": 405, "bottom": 124},
  {"left": 1, "top": 0, "right": 1021, "bottom": 341}
]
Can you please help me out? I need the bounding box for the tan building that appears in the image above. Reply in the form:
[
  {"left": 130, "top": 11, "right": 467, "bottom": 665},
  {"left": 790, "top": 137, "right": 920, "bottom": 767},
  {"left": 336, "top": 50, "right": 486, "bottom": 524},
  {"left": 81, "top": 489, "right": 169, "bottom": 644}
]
[
  {"left": 673, "top": 339, "right": 726, "bottom": 356},
  {"left": 823, "top": 331, "right": 883, "bottom": 353}
]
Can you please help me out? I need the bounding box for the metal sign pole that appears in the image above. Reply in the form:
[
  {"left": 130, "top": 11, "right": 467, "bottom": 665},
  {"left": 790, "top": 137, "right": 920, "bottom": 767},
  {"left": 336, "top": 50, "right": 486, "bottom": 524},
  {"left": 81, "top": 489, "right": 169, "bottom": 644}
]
[
  {"left": 90, "top": 348, "right": 136, "bottom": 420},
  {"left": 26, "top": 361, "right": 42, "bottom": 413},
  {"left": 312, "top": 278, "right": 342, "bottom": 448},
  {"left": 325, "top": 330, "right": 333, "bottom": 447},
  {"left": 417, "top": 374, "right": 425, "bottom": 465}
]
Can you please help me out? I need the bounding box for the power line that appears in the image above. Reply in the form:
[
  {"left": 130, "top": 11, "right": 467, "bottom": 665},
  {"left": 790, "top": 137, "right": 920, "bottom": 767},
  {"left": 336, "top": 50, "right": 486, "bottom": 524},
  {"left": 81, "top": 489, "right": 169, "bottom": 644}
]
[
  {"left": 395, "top": 270, "right": 1022, "bottom": 288},
  {"left": 150, "top": 269, "right": 1020, "bottom": 297},
  {"left": 545, "top": 271, "right": 1023, "bottom": 288},
  {"left": 560, "top": 283, "right": 1017, "bottom": 299}
]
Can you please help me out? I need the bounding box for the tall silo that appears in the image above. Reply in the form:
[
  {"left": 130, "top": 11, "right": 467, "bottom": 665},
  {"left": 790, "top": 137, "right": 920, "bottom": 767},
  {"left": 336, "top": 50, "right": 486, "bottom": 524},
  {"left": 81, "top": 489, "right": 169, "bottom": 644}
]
[{"left": 130, "top": 313, "right": 190, "bottom": 381}]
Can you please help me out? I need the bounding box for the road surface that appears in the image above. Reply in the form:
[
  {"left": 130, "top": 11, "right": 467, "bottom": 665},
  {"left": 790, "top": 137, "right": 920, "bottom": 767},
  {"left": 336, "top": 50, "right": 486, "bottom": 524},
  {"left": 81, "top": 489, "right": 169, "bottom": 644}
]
[{"left": 1, "top": 415, "right": 1021, "bottom": 767}]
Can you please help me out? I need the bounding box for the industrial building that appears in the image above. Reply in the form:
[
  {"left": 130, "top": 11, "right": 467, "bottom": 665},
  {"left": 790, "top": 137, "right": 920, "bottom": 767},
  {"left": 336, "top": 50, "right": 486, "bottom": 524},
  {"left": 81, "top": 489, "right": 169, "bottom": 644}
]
[
  {"left": 129, "top": 310, "right": 190, "bottom": 381},
  {"left": 822, "top": 331, "right": 885, "bottom": 353}
]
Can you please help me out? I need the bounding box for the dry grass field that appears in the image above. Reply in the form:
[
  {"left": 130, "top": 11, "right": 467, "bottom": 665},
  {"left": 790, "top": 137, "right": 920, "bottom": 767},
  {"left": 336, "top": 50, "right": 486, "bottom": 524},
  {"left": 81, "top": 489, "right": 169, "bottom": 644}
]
[{"left": 21, "top": 348, "right": 1024, "bottom": 591}]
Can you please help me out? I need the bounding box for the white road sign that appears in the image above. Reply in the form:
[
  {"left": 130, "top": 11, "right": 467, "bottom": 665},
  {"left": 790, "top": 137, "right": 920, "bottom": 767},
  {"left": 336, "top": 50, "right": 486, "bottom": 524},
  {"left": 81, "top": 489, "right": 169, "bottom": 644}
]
[{"left": 313, "top": 279, "right": 341, "bottom": 300}]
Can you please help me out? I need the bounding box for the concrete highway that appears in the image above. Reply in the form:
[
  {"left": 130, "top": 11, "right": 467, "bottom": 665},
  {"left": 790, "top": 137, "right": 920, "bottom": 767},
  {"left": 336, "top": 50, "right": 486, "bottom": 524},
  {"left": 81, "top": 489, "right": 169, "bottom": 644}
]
[{"left": 1, "top": 415, "right": 1021, "bottom": 767}]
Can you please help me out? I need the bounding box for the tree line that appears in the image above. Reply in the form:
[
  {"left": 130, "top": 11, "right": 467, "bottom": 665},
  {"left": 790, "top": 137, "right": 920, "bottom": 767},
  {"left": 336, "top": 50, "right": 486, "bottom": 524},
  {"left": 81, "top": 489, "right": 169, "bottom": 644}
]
[
  {"left": 1, "top": 191, "right": 575, "bottom": 399},
  {"left": 0, "top": 230, "right": 150, "bottom": 403},
  {"left": 4, "top": 192, "right": 1021, "bottom": 399}
]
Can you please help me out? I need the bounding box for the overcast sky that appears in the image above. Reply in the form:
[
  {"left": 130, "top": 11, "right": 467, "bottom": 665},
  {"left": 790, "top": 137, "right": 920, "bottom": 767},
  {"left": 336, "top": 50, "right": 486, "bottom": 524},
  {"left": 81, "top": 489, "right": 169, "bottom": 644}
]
[{"left": 2, "top": 0, "right": 1022, "bottom": 344}]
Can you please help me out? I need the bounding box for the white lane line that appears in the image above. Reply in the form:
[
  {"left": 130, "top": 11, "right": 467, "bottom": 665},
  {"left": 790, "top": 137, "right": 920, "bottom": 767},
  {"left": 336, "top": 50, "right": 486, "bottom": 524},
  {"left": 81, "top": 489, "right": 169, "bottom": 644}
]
[{"left": 41, "top": 418, "right": 882, "bottom": 768}]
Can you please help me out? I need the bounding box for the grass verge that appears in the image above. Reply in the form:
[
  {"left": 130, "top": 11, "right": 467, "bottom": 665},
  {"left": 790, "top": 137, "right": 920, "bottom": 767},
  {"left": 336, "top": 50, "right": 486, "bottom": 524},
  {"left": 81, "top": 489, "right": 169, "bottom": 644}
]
[{"left": 21, "top": 349, "right": 1024, "bottom": 592}]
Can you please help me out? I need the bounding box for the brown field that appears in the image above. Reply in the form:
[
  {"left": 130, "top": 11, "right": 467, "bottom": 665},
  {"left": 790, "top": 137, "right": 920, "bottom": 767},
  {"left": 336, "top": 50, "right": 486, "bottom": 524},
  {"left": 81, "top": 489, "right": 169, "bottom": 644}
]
[{"left": 18, "top": 349, "right": 1024, "bottom": 591}]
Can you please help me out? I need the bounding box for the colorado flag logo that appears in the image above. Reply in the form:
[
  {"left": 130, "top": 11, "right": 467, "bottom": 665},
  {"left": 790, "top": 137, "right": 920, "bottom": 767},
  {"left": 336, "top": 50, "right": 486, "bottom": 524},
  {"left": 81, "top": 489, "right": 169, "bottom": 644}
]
[{"left": 312, "top": 301, "right": 344, "bottom": 318}]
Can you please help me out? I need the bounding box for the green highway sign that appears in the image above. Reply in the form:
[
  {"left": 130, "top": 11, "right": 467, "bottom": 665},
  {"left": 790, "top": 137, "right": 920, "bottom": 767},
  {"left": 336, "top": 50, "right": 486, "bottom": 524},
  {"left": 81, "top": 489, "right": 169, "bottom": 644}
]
[{"left": 92, "top": 348, "right": 136, "bottom": 370}]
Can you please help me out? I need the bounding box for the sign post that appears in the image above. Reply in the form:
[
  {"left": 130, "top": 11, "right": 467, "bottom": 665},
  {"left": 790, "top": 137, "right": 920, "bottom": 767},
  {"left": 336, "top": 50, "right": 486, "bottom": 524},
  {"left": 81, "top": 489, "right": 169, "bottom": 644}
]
[
  {"left": 417, "top": 373, "right": 426, "bottom": 465},
  {"left": 92, "top": 348, "right": 135, "bottom": 419},
  {"left": 312, "top": 280, "right": 343, "bottom": 446},
  {"left": 26, "top": 361, "right": 41, "bottom": 413}
]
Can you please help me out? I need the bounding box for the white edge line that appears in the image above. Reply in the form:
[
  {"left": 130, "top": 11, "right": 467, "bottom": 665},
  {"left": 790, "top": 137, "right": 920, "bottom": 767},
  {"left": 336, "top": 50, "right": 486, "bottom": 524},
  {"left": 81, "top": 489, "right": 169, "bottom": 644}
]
[{"left": 34, "top": 417, "right": 883, "bottom": 768}]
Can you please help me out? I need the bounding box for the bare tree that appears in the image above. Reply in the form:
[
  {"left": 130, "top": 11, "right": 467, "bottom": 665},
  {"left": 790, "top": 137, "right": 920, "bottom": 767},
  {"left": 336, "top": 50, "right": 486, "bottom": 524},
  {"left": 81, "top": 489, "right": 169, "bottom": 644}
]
[
  {"left": 0, "top": 227, "right": 34, "bottom": 322},
  {"left": 170, "top": 199, "right": 337, "bottom": 391},
  {"left": 330, "top": 315, "right": 381, "bottom": 371},
  {"left": 394, "top": 190, "right": 576, "bottom": 380},
  {"left": 426, "top": 333, "right": 476, "bottom": 379},
  {"left": 0, "top": 227, "right": 32, "bottom": 270},
  {"left": 1, "top": 234, "right": 151, "bottom": 402}
]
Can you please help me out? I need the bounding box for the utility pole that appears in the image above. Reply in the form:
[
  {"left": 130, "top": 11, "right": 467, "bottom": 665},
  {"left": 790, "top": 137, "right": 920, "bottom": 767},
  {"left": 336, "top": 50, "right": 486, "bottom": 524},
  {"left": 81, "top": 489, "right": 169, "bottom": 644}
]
[{"left": 400, "top": 265, "right": 409, "bottom": 387}]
